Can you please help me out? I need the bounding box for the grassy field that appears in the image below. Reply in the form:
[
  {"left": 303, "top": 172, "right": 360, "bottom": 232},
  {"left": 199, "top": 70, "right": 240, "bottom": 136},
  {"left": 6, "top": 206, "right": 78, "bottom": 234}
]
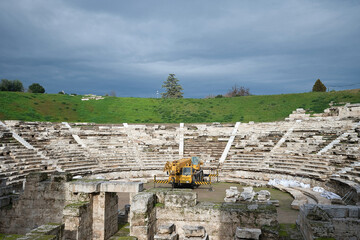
[{"left": 0, "top": 89, "right": 359, "bottom": 123}]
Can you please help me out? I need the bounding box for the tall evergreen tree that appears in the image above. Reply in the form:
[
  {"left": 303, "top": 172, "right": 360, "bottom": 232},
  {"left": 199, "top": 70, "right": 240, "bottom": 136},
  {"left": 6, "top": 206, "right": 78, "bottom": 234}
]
[
  {"left": 161, "top": 74, "right": 183, "bottom": 98},
  {"left": 312, "top": 79, "right": 326, "bottom": 92}
]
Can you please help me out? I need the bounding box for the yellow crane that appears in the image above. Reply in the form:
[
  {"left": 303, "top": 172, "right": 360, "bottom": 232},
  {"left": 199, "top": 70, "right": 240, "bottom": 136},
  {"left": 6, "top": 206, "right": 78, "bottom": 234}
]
[{"left": 163, "top": 156, "right": 204, "bottom": 188}]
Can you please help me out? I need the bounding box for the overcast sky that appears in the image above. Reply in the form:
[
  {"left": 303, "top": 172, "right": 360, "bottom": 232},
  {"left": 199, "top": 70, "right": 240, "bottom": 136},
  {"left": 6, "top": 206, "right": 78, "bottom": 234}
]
[{"left": 1, "top": 1, "right": 359, "bottom": 98}]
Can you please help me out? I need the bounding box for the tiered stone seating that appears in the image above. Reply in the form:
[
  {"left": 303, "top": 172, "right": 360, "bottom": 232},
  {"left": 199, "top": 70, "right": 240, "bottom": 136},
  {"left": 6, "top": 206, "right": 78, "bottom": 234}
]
[
  {"left": 139, "top": 125, "right": 179, "bottom": 170},
  {"left": 265, "top": 154, "right": 333, "bottom": 180},
  {"left": 9, "top": 121, "right": 100, "bottom": 175},
  {"left": 0, "top": 117, "right": 359, "bottom": 186},
  {"left": 70, "top": 123, "right": 134, "bottom": 172},
  {"left": 230, "top": 122, "right": 291, "bottom": 154},
  {"left": 329, "top": 126, "right": 359, "bottom": 161},
  {"left": 222, "top": 153, "right": 265, "bottom": 171},
  {"left": 184, "top": 124, "right": 234, "bottom": 164},
  {"left": 0, "top": 126, "right": 48, "bottom": 185},
  {"left": 275, "top": 120, "right": 354, "bottom": 155}
]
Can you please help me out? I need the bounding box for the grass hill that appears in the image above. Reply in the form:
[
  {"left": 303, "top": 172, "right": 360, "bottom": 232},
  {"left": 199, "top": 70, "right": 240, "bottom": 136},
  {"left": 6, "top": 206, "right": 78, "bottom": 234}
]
[{"left": 0, "top": 89, "right": 359, "bottom": 124}]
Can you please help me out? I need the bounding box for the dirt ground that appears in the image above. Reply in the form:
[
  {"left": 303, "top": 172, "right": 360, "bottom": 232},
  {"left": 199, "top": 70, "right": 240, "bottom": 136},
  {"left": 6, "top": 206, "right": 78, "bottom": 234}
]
[{"left": 118, "top": 181, "right": 299, "bottom": 224}]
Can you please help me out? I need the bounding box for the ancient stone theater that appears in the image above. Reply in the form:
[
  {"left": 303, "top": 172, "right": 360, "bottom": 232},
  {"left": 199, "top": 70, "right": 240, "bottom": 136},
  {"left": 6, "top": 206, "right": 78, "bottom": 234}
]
[{"left": 0, "top": 103, "right": 360, "bottom": 240}]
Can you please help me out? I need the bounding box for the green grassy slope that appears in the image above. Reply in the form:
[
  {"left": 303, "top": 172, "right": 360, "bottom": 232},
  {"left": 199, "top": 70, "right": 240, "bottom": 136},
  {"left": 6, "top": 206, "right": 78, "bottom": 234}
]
[{"left": 0, "top": 89, "right": 359, "bottom": 123}]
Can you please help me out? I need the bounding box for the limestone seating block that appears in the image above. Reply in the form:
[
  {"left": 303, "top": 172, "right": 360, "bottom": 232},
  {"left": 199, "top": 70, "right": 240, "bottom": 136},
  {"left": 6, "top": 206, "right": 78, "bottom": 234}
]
[
  {"left": 235, "top": 227, "right": 261, "bottom": 240},
  {"left": 182, "top": 225, "right": 206, "bottom": 238},
  {"left": 67, "top": 181, "right": 102, "bottom": 193},
  {"left": 100, "top": 181, "right": 144, "bottom": 193},
  {"left": 158, "top": 223, "right": 175, "bottom": 234}
]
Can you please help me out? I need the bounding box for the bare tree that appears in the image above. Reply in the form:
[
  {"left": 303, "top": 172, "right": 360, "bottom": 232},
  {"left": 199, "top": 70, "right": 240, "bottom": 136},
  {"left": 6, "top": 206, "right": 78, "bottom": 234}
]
[
  {"left": 225, "top": 84, "right": 250, "bottom": 97},
  {"left": 110, "top": 91, "right": 116, "bottom": 97}
]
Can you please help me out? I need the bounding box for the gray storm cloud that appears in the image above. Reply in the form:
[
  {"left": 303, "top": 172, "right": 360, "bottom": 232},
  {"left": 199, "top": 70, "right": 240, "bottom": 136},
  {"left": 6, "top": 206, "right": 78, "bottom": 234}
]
[{"left": 0, "top": 0, "right": 359, "bottom": 97}]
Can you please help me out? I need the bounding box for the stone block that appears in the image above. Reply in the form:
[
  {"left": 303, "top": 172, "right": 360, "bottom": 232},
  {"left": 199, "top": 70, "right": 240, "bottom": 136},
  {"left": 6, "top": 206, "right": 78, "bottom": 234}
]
[
  {"left": 164, "top": 192, "right": 197, "bottom": 208},
  {"left": 100, "top": 181, "right": 143, "bottom": 193},
  {"left": 63, "top": 202, "right": 90, "bottom": 217},
  {"left": 0, "top": 196, "right": 11, "bottom": 208},
  {"left": 240, "top": 187, "right": 255, "bottom": 201},
  {"left": 226, "top": 188, "right": 240, "bottom": 198},
  {"left": 51, "top": 173, "right": 72, "bottom": 183},
  {"left": 154, "top": 232, "right": 178, "bottom": 240},
  {"left": 68, "top": 181, "right": 101, "bottom": 193},
  {"left": 348, "top": 206, "right": 358, "bottom": 218},
  {"left": 182, "top": 225, "right": 206, "bottom": 238},
  {"left": 224, "top": 197, "right": 237, "bottom": 203},
  {"left": 325, "top": 206, "right": 348, "bottom": 218},
  {"left": 257, "top": 190, "right": 271, "bottom": 202},
  {"left": 158, "top": 223, "right": 175, "bottom": 234},
  {"left": 235, "top": 227, "right": 261, "bottom": 240},
  {"left": 269, "top": 200, "right": 279, "bottom": 207},
  {"left": 131, "top": 192, "right": 155, "bottom": 213},
  {"left": 184, "top": 233, "right": 208, "bottom": 240},
  {"left": 131, "top": 226, "right": 149, "bottom": 240},
  {"left": 26, "top": 172, "right": 48, "bottom": 183}
]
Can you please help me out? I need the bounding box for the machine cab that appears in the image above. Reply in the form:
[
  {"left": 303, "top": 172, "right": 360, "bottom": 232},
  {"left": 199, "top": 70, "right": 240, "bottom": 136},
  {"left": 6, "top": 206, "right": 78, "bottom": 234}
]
[{"left": 182, "top": 167, "right": 192, "bottom": 176}]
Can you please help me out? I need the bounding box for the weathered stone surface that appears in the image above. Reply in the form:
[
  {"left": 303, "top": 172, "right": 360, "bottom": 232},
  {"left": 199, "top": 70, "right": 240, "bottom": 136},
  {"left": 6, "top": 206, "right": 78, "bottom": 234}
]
[
  {"left": 257, "top": 190, "right": 271, "bottom": 202},
  {"left": 0, "top": 196, "right": 10, "bottom": 208},
  {"left": 100, "top": 181, "right": 143, "bottom": 193},
  {"left": 0, "top": 173, "right": 68, "bottom": 235},
  {"left": 68, "top": 181, "right": 102, "bottom": 193},
  {"left": 182, "top": 225, "right": 206, "bottom": 237},
  {"left": 298, "top": 204, "right": 360, "bottom": 240},
  {"left": 131, "top": 192, "right": 155, "bottom": 213},
  {"left": 184, "top": 233, "right": 209, "bottom": 240},
  {"left": 224, "top": 197, "right": 237, "bottom": 203},
  {"left": 158, "top": 223, "right": 175, "bottom": 234},
  {"left": 235, "top": 227, "right": 261, "bottom": 240},
  {"left": 240, "top": 187, "right": 255, "bottom": 201},
  {"left": 154, "top": 232, "right": 178, "bottom": 240},
  {"left": 164, "top": 191, "right": 197, "bottom": 208}
]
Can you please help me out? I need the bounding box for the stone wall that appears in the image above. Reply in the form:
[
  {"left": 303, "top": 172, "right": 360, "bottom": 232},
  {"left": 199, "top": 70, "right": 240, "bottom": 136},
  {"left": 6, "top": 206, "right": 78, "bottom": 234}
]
[
  {"left": 63, "top": 201, "right": 93, "bottom": 240},
  {"left": 130, "top": 189, "right": 278, "bottom": 240},
  {"left": 0, "top": 172, "right": 70, "bottom": 234},
  {"left": 298, "top": 204, "right": 360, "bottom": 240},
  {"left": 64, "top": 180, "right": 143, "bottom": 240}
]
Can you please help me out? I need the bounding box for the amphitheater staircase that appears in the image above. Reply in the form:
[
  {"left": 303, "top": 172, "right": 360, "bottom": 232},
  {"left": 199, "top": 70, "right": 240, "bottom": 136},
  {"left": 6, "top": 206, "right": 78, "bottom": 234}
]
[{"left": 0, "top": 131, "right": 50, "bottom": 185}]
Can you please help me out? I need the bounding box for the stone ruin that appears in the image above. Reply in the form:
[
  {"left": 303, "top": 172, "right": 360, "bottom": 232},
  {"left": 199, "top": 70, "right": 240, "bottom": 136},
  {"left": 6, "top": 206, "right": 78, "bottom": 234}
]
[
  {"left": 0, "top": 103, "right": 360, "bottom": 239},
  {"left": 224, "top": 186, "right": 271, "bottom": 203},
  {"left": 130, "top": 189, "right": 278, "bottom": 240}
]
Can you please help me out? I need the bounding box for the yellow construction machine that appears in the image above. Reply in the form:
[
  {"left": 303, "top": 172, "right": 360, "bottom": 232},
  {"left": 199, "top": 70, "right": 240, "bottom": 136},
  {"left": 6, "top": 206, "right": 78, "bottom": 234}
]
[{"left": 163, "top": 156, "right": 205, "bottom": 188}]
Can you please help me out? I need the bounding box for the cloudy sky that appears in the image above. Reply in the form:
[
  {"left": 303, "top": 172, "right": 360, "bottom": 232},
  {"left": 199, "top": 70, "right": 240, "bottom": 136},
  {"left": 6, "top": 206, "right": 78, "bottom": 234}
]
[{"left": 1, "top": 1, "right": 359, "bottom": 98}]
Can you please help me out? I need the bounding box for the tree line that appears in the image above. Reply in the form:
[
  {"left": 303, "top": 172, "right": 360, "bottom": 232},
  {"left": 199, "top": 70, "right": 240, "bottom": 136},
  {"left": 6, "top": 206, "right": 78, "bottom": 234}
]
[{"left": 0, "top": 79, "right": 45, "bottom": 93}]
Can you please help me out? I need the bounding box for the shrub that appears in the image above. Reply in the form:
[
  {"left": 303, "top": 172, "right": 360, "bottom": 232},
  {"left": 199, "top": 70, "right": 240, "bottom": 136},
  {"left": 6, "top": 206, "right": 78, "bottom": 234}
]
[{"left": 28, "top": 83, "right": 45, "bottom": 93}]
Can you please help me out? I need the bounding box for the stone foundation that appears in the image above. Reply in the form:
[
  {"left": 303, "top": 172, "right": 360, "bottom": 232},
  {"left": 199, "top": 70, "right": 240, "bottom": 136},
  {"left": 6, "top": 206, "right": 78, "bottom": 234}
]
[
  {"left": 297, "top": 204, "right": 360, "bottom": 240},
  {"left": 0, "top": 172, "right": 70, "bottom": 234},
  {"left": 130, "top": 189, "right": 279, "bottom": 240}
]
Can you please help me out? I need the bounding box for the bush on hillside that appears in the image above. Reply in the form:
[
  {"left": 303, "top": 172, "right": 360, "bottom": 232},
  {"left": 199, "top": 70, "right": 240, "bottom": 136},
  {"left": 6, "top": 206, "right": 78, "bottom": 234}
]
[
  {"left": 0, "top": 79, "right": 24, "bottom": 92},
  {"left": 28, "top": 83, "right": 45, "bottom": 93},
  {"left": 225, "top": 85, "right": 250, "bottom": 97},
  {"left": 312, "top": 79, "right": 326, "bottom": 92}
]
